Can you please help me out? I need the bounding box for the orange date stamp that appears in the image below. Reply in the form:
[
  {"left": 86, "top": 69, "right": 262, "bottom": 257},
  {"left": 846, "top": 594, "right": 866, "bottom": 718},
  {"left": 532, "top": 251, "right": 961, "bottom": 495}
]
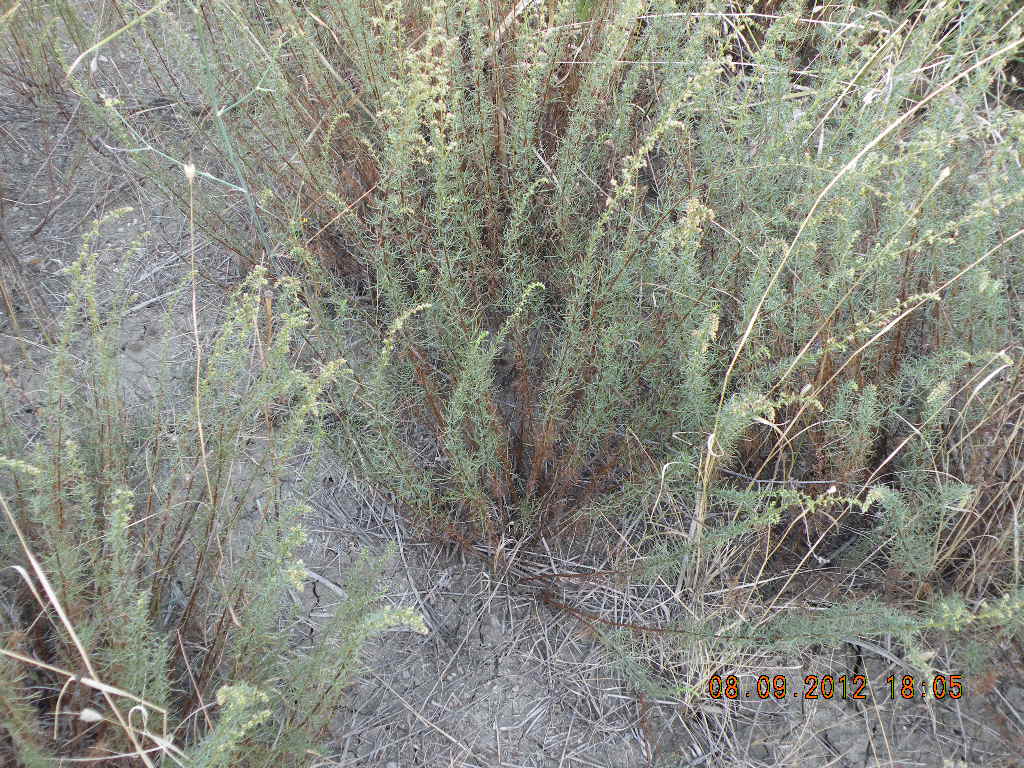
[{"left": 706, "top": 673, "right": 964, "bottom": 701}]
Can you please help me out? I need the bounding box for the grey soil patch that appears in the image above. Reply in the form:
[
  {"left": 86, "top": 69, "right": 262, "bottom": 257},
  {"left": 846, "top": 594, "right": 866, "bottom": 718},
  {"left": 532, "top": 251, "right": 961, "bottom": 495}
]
[{"left": 299, "top": 473, "right": 661, "bottom": 766}]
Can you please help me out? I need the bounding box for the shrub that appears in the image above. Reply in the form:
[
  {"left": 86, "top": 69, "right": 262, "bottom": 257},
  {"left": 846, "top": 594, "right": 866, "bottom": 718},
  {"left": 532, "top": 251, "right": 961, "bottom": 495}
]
[
  {"left": 0, "top": 215, "right": 418, "bottom": 764},
  {"left": 3, "top": 0, "right": 1024, "bottom": 747}
]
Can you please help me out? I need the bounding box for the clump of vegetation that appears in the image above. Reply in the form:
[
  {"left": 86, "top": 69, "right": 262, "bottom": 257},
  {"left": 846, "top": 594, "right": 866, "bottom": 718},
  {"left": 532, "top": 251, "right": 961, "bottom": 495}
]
[
  {"left": 2, "top": 0, "right": 1024, "bottom": 762},
  {"left": 0, "top": 214, "right": 421, "bottom": 764}
]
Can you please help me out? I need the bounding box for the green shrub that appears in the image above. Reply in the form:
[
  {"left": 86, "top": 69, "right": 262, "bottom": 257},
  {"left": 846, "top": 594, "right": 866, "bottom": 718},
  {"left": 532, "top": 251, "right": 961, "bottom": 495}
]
[
  {"left": 3, "top": 0, "right": 1024, "bottom": 744},
  {"left": 0, "top": 215, "right": 417, "bottom": 764}
]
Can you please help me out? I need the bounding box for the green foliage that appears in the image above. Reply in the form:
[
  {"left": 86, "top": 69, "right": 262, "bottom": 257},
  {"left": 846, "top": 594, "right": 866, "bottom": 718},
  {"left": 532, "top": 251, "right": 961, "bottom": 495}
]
[
  {"left": 3, "top": 0, "right": 1024, "bottom": 749},
  {"left": 0, "top": 221, "right": 413, "bottom": 764}
]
